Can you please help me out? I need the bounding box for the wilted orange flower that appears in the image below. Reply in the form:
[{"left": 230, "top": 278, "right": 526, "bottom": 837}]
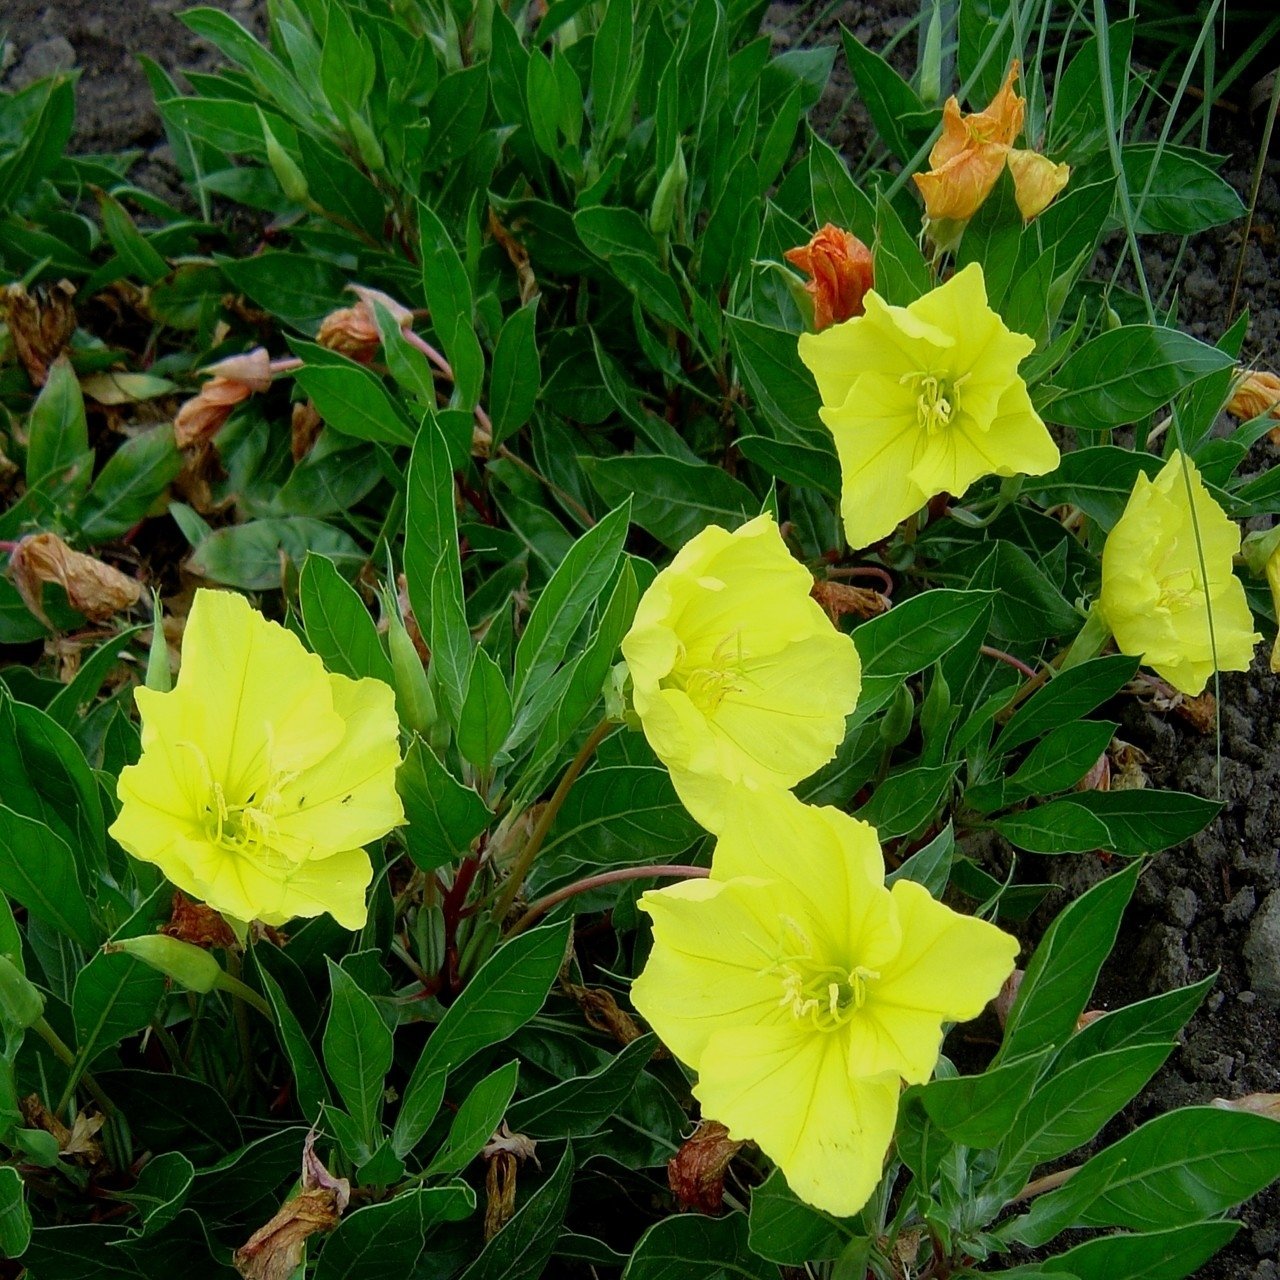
[
  {"left": 1007, "top": 148, "right": 1070, "bottom": 219},
  {"left": 316, "top": 285, "right": 414, "bottom": 362},
  {"left": 913, "top": 62, "right": 1025, "bottom": 223},
  {"left": 1227, "top": 369, "right": 1280, "bottom": 423},
  {"left": 173, "top": 347, "right": 273, "bottom": 449},
  {"left": 784, "top": 225, "right": 874, "bottom": 330}
]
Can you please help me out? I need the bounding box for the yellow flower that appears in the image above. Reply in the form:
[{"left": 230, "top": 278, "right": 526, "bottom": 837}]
[
  {"left": 913, "top": 62, "right": 1025, "bottom": 224},
  {"left": 1100, "top": 451, "right": 1259, "bottom": 696},
  {"left": 798, "top": 262, "right": 1059, "bottom": 550},
  {"left": 620, "top": 514, "right": 860, "bottom": 830},
  {"left": 630, "top": 791, "right": 1017, "bottom": 1217},
  {"left": 1266, "top": 548, "right": 1280, "bottom": 676},
  {"left": 110, "top": 589, "right": 404, "bottom": 928},
  {"left": 1007, "top": 149, "right": 1070, "bottom": 219}
]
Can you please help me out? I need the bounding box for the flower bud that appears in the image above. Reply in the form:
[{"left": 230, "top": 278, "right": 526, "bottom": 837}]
[
  {"left": 1007, "top": 148, "right": 1070, "bottom": 220},
  {"left": 880, "top": 683, "right": 915, "bottom": 748},
  {"left": 146, "top": 592, "right": 172, "bottom": 692},
  {"left": 345, "top": 110, "right": 385, "bottom": 173},
  {"left": 109, "top": 934, "right": 223, "bottom": 993},
  {"left": 259, "top": 109, "right": 310, "bottom": 206},
  {"left": 385, "top": 592, "right": 437, "bottom": 737},
  {"left": 784, "top": 224, "right": 874, "bottom": 330},
  {"left": 1227, "top": 368, "right": 1280, "bottom": 422},
  {"left": 649, "top": 143, "right": 687, "bottom": 239}
]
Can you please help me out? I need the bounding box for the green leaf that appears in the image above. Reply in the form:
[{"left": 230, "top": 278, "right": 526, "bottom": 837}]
[
  {"left": 886, "top": 822, "right": 954, "bottom": 897},
  {"left": 216, "top": 250, "right": 347, "bottom": 333},
  {"left": 391, "top": 1061, "right": 447, "bottom": 1159},
  {"left": 299, "top": 554, "right": 394, "bottom": 685},
  {"left": 419, "top": 201, "right": 484, "bottom": 408},
  {"left": 996, "top": 789, "right": 1220, "bottom": 857},
  {"left": 591, "top": 0, "right": 634, "bottom": 140},
  {"left": 292, "top": 344, "right": 415, "bottom": 447},
  {"left": 427, "top": 1060, "right": 519, "bottom": 1176},
  {"left": 807, "top": 128, "right": 874, "bottom": 241},
  {"left": 997, "top": 655, "right": 1139, "bottom": 752},
  {"left": 998, "top": 1043, "right": 1172, "bottom": 1175},
  {"left": 396, "top": 737, "right": 492, "bottom": 871},
  {"left": 919, "top": 1047, "right": 1053, "bottom": 1149},
  {"left": 624, "top": 1211, "right": 776, "bottom": 1279},
  {"left": 1010, "top": 1106, "right": 1280, "bottom": 1245},
  {"left": 456, "top": 1143, "right": 574, "bottom": 1280},
  {"left": 873, "top": 188, "right": 930, "bottom": 305},
  {"left": 0, "top": 1167, "right": 31, "bottom": 1259},
  {"left": 0, "top": 805, "right": 98, "bottom": 948},
  {"left": 856, "top": 762, "right": 958, "bottom": 840},
  {"left": 417, "top": 921, "right": 569, "bottom": 1076},
  {"left": 748, "top": 1168, "right": 849, "bottom": 1265},
  {"left": 971, "top": 720, "right": 1116, "bottom": 812},
  {"left": 1051, "top": 975, "right": 1215, "bottom": 1075},
  {"left": 95, "top": 189, "right": 168, "bottom": 284},
  {"left": 258, "top": 963, "right": 330, "bottom": 1120},
  {"left": 458, "top": 650, "right": 514, "bottom": 773},
  {"left": 0, "top": 76, "right": 75, "bottom": 211},
  {"left": 507, "top": 1034, "right": 656, "bottom": 1139},
  {"left": 315, "top": 1184, "right": 476, "bottom": 1280},
  {"left": 541, "top": 763, "right": 700, "bottom": 869},
  {"left": 188, "top": 517, "right": 363, "bottom": 590},
  {"left": 580, "top": 456, "right": 754, "bottom": 549},
  {"left": 323, "top": 959, "right": 394, "bottom": 1143},
  {"left": 1029, "top": 446, "right": 1163, "bottom": 530},
  {"left": 490, "top": 302, "right": 541, "bottom": 448},
  {"left": 1123, "top": 144, "right": 1245, "bottom": 235},
  {"left": 1048, "top": 326, "right": 1234, "bottom": 429},
  {"left": 26, "top": 356, "right": 89, "bottom": 495},
  {"left": 122, "top": 1150, "right": 193, "bottom": 1237},
  {"left": 999, "top": 864, "right": 1139, "bottom": 1064},
  {"left": 77, "top": 425, "right": 182, "bottom": 543},
  {"left": 854, "top": 590, "right": 992, "bottom": 706},
  {"left": 962, "top": 541, "right": 1080, "bottom": 641},
  {"left": 72, "top": 949, "right": 166, "bottom": 1066},
  {"left": 513, "top": 501, "right": 630, "bottom": 711},
  {"left": 727, "top": 313, "right": 826, "bottom": 448},
  {"left": 1041, "top": 1221, "right": 1239, "bottom": 1280},
  {"left": 839, "top": 27, "right": 939, "bottom": 165},
  {"left": 736, "top": 433, "right": 838, "bottom": 497}
]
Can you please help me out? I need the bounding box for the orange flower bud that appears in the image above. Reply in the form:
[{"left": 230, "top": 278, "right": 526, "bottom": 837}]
[
  {"left": 1227, "top": 369, "right": 1280, "bottom": 422},
  {"left": 784, "top": 224, "right": 874, "bottom": 330},
  {"left": 1007, "top": 148, "right": 1070, "bottom": 219},
  {"left": 913, "top": 62, "right": 1025, "bottom": 224},
  {"left": 317, "top": 286, "right": 413, "bottom": 362},
  {"left": 173, "top": 347, "right": 273, "bottom": 448}
]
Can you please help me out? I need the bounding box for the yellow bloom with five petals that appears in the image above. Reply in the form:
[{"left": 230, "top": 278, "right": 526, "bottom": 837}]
[
  {"left": 620, "top": 514, "right": 860, "bottom": 830},
  {"left": 798, "top": 262, "right": 1059, "bottom": 550},
  {"left": 1100, "top": 451, "right": 1259, "bottom": 696},
  {"left": 110, "top": 589, "right": 404, "bottom": 928},
  {"left": 630, "top": 790, "right": 1018, "bottom": 1217}
]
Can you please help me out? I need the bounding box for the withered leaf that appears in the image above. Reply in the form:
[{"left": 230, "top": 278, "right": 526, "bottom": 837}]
[
  {"left": 10, "top": 533, "right": 141, "bottom": 625},
  {"left": 667, "top": 1121, "right": 744, "bottom": 1215}
]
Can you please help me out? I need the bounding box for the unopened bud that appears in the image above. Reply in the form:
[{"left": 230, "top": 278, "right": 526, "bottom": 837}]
[
  {"left": 649, "top": 143, "right": 687, "bottom": 239},
  {"left": 259, "top": 109, "right": 310, "bottom": 206},
  {"left": 880, "top": 683, "right": 915, "bottom": 748},
  {"left": 109, "top": 934, "right": 222, "bottom": 993},
  {"left": 345, "top": 110, "right": 385, "bottom": 174},
  {"left": 385, "top": 591, "right": 437, "bottom": 736},
  {"left": 146, "top": 592, "right": 171, "bottom": 692}
]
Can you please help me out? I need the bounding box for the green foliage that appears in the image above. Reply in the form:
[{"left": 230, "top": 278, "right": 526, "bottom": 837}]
[{"left": 0, "top": 0, "right": 1275, "bottom": 1275}]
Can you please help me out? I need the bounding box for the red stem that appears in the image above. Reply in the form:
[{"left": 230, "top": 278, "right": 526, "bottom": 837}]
[
  {"left": 506, "top": 864, "right": 709, "bottom": 938},
  {"left": 979, "top": 644, "right": 1038, "bottom": 680}
]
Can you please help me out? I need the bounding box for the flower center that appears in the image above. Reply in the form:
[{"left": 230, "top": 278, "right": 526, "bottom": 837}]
[
  {"left": 771, "top": 918, "right": 877, "bottom": 1033},
  {"left": 903, "top": 371, "right": 964, "bottom": 435},
  {"left": 178, "top": 740, "right": 295, "bottom": 858},
  {"left": 667, "top": 632, "right": 748, "bottom": 714},
  {"left": 1156, "top": 565, "right": 1203, "bottom": 613}
]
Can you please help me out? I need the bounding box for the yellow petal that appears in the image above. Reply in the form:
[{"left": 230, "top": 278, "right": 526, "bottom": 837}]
[
  {"left": 694, "top": 1024, "right": 900, "bottom": 1217},
  {"left": 175, "top": 590, "right": 344, "bottom": 794},
  {"left": 273, "top": 673, "right": 404, "bottom": 858},
  {"left": 711, "top": 791, "right": 887, "bottom": 954},
  {"left": 859, "top": 879, "right": 1018, "bottom": 1083},
  {"left": 260, "top": 846, "right": 374, "bottom": 929},
  {"left": 1007, "top": 149, "right": 1070, "bottom": 220},
  {"left": 631, "top": 878, "right": 791, "bottom": 1069}
]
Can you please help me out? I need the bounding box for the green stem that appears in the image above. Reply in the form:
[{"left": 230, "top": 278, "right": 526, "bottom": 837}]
[
  {"left": 39, "top": 1019, "right": 114, "bottom": 1119},
  {"left": 492, "top": 719, "right": 613, "bottom": 923}
]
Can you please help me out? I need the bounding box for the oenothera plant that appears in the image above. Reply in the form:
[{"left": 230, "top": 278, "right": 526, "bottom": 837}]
[{"left": 1, "top": 0, "right": 1280, "bottom": 1276}]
